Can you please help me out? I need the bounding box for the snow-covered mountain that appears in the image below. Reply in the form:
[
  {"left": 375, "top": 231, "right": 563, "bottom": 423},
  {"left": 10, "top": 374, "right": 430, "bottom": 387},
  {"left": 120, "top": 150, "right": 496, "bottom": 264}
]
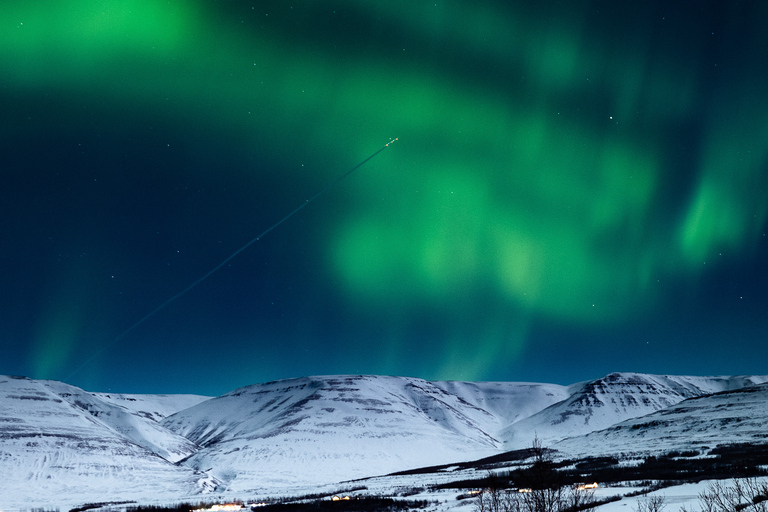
[
  {"left": 0, "top": 376, "right": 216, "bottom": 511},
  {"left": 2, "top": 371, "right": 768, "bottom": 510},
  {"left": 500, "top": 372, "right": 768, "bottom": 450},
  {"left": 554, "top": 380, "right": 768, "bottom": 458},
  {"left": 160, "top": 375, "right": 568, "bottom": 491},
  {"left": 43, "top": 379, "right": 208, "bottom": 463}
]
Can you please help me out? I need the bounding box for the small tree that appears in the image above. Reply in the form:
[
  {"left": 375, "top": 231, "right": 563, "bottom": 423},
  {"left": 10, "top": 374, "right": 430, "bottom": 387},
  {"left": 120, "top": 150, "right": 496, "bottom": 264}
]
[
  {"left": 517, "top": 437, "right": 565, "bottom": 512},
  {"left": 635, "top": 495, "right": 666, "bottom": 512},
  {"left": 476, "top": 487, "right": 521, "bottom": 512}
]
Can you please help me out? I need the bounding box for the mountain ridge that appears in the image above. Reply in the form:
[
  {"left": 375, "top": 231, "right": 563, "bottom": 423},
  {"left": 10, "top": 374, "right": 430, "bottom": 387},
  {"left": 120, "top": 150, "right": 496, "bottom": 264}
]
[
  {"left": 499, "top": 371, "right": 768, "bottom": 449},
  {"left": 158, "top": 375, "right": 566, "bottom": 490},
  {"left": 553, "top": 379, "right": 768, "bottom": 457},
  {"left": 2, "top": 371, "right": 767, "bottom": 510}
]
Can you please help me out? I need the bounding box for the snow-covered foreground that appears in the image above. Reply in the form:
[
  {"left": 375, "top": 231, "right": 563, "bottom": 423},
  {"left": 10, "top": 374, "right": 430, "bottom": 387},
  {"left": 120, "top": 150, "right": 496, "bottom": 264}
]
[
  {"left": 2, "top": 372, "right": 768, "bottom": 511},
  {"left": 346, "top": 476, "right": 761, "bottom": 512},
  {"left": 162, "top": 469, "right": 760, "bottom": 512}
]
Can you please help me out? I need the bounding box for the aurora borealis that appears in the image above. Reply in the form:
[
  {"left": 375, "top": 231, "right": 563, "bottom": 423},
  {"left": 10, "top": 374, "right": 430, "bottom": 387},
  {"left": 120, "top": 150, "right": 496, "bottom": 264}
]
[{"left": 2, "top": 1, "right": 767, "bottom": 395}]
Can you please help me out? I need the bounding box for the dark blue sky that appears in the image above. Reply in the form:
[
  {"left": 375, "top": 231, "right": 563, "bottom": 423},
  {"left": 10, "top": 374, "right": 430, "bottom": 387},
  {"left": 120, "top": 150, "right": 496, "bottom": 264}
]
[{"left": 2, "top": 1, "right": 767, "bottom": 395}]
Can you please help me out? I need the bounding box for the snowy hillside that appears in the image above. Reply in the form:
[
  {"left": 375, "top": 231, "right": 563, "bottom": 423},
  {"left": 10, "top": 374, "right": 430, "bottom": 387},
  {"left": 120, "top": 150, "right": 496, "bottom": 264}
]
[
  {"left": 91, "top": 390, "right": 211, "bottom": 422},
  {"left": 500, "top": 372, "right": 768, "bottom": 450},
  {"left": 160, "top": 375, "right": 568, "bottom": 491},
  {"left": 432, "top": 380, "right": 571, "bottom": 427},
  {"left": 0, "top": 376, "right": 218, "bottom": 512},
  {"left": 554, "top": 381, "right": 768, "bottom": 458},
  {"left": 43, "top": 379, "right": 207, "bottom": 463}
]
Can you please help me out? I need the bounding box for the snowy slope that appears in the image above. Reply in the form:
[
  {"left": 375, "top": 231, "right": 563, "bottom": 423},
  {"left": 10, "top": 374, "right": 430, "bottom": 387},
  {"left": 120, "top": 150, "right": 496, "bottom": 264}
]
[
  {"left": 554, "top": 381, "right": 768, "bottom": 458},
  {"left": 499, "top": 372, "right": 768, "bottom": 450},
  {"left": 91, "top": 391, "right": 211, "bottom": 422},
  {"left": 432, "top": 380, "right": 570, "bottom": 427},
  {"left": 0, "top": 376, "right": 218, "bottom": 511},
  {"left": 161, "top": 375, "right": 567, "bottom": 491},
  {"left": 44, "top": 380, "right": 204, "bottom": 463}
]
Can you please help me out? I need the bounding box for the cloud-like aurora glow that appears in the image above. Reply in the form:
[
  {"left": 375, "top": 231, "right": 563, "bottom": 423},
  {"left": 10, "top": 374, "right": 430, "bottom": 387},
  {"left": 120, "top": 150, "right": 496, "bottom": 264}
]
[{"left": 2, "top": 0, "right": 767, "bottom": 392}]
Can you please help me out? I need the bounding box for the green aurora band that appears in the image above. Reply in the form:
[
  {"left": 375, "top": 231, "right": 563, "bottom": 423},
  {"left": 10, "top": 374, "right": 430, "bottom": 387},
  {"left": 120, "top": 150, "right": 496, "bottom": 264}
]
[{"left": 5, "top": 1, "right": 768, "bottom": 381}]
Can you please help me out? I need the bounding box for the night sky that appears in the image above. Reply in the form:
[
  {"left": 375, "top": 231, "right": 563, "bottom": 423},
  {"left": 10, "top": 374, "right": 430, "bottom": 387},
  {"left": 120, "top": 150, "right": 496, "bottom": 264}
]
[{"left": 2, "top": 1, "right": 767, "bottom": 396}]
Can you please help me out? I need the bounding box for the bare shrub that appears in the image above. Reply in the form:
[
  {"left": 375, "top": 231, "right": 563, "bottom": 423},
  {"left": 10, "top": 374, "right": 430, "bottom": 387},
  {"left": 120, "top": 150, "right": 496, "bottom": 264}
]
[
  {"left": 475, "top": 487, "right": 521, "bottom": 512},
  {"left": 634, "top": 494, "right": 666, "bottom": 512},
  {"left": 699, "top": 478, "right": 768, "bottom": 512},
  {"left": 564, "top": 485, "right": 597, "bottom": 512}
]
